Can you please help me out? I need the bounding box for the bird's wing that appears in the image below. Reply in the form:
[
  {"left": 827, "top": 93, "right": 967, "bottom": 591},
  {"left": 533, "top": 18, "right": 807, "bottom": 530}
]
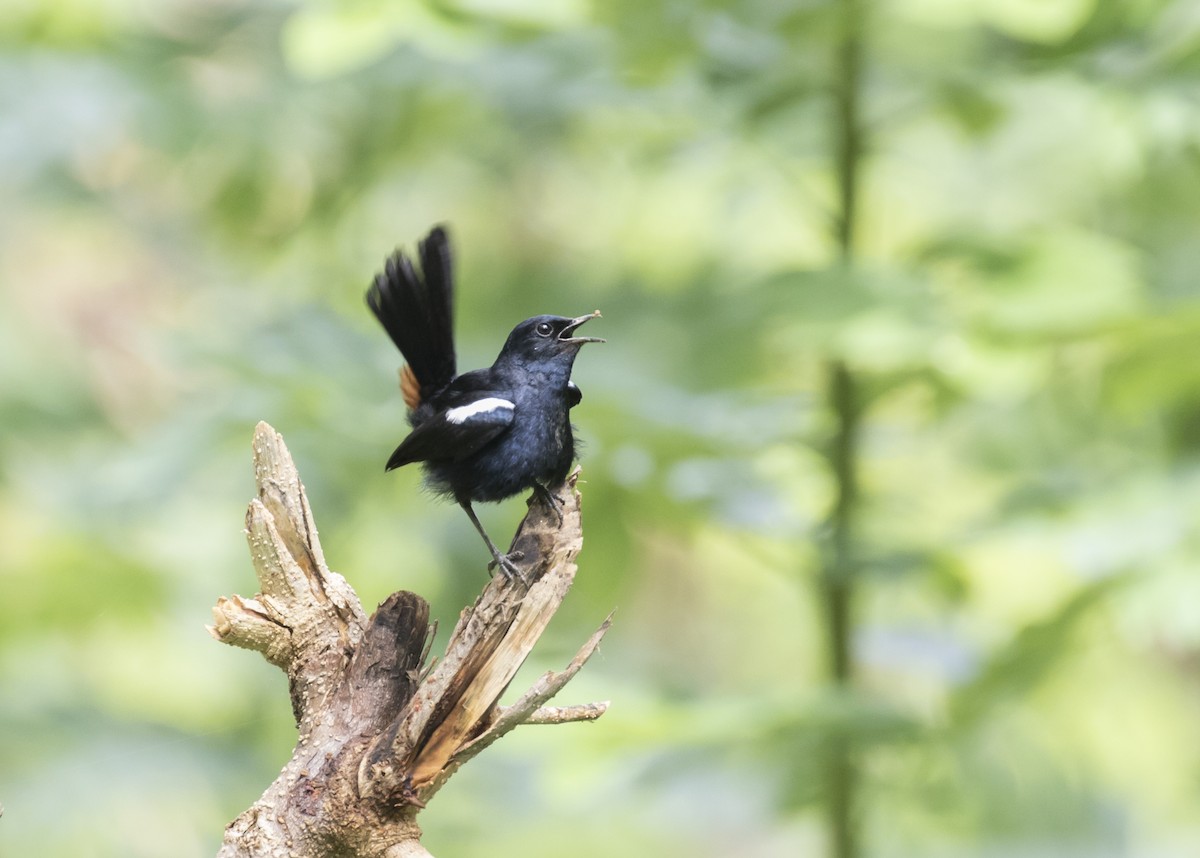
[
  {"left": 566, "top": 380, "right": 582, "bottom": 408},
  {"left": 385, "top": 393, "right": 515, "bottom": 469}
]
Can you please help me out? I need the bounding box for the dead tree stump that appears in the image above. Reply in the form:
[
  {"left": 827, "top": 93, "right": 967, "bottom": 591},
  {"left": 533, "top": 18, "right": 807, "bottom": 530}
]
[{"left": 209, "top": 422, "right": 610, "bottom": 858}]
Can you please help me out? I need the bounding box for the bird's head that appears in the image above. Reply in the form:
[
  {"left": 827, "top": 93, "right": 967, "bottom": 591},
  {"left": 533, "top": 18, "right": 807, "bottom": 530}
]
[{"left": 497, "top": 311, "right": 604, "bottom": 367}]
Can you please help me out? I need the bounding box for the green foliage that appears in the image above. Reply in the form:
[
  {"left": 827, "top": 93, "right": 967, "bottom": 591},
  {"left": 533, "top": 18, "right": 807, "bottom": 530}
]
[{"left": 3, "top": 0, "right": 1200, "bottom": 856}]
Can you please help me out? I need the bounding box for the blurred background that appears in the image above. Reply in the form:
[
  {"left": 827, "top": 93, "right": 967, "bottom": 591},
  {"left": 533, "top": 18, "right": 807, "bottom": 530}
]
[{"left": 3, "top": 0, "right": 1200, "bottom": 855}]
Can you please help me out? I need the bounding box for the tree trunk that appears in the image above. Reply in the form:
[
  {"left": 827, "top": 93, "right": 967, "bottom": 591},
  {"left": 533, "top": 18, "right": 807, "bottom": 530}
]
[{"left": 209, "top": 422, "right": 610, "bottom": 857}]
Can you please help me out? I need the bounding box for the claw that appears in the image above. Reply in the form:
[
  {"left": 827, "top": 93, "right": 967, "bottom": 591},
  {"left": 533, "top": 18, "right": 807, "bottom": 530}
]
[
  {"left": 488, "top": 550, "right": 527, "bottom": 585},
  {"left": 532, "top": 483, "right": 565, "bottom": 527},
  {"left": 460, "top": 499, "right": 531, "bottom": 585}
]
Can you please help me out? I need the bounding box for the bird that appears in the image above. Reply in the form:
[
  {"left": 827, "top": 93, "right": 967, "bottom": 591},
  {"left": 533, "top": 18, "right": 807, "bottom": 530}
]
[{"left": 365, "top": 225, "right": 603, "bottom": 581}]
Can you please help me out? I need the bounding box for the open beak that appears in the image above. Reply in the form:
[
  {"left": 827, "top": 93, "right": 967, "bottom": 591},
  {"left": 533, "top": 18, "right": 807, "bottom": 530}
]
[{"left": 558, "top": 310, "right": 605, "bottom": 344}]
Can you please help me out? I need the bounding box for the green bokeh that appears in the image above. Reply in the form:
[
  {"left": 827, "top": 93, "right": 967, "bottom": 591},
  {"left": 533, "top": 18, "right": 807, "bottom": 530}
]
[{"left": 3, "top": 1, "right": 1200, "bottom": 855}]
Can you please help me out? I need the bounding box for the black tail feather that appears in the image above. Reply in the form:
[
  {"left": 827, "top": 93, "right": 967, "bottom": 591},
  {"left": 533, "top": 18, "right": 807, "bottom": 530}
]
[{"left": 366, "top": 225, "right": 457, "bottom": 399}]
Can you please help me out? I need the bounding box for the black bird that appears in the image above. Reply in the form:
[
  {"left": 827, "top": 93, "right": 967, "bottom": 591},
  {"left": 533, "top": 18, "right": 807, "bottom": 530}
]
[{"left": 366, "top": 225, "right": 603, "bottom": 580}]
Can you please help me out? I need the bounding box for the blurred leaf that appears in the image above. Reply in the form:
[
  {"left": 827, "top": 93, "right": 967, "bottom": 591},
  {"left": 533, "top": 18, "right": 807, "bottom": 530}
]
[
  {"left": 0, "top": 534, "right": 165, "bottom": 641},
  {"left": 950, "top": 574, "right": 1127, "bottom": 728}
]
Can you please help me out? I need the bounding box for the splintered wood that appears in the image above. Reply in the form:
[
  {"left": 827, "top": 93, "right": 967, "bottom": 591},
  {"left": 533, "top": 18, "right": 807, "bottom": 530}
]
[{"left": 210, "top": 422, "right": 609, "bottom": 858}]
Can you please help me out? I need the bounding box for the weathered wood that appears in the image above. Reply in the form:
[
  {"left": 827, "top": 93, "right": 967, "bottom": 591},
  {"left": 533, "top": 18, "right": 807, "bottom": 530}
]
[{"left": 209, "top": 422, "right": 609, "bottom": 857}]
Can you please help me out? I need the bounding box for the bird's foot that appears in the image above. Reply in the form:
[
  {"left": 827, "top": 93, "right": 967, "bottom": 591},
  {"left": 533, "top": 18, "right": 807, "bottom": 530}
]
[
  {"left": 532, "top": 483, "right": 565, "bottom": 527},
  {"left": 488, "top": 550, "right": 527, "bottom": 585}
]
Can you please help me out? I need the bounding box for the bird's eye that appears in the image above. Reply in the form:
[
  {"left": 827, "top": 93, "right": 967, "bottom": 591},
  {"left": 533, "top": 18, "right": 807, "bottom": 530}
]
[{"left": 535, "top": 322, "right": 554, "bottom": 337}]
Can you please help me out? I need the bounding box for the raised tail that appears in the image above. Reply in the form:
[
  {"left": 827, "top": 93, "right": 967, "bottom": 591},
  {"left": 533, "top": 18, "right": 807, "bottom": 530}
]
[{"left": 366, "top": 225, "right": 457, "bottom": 409}]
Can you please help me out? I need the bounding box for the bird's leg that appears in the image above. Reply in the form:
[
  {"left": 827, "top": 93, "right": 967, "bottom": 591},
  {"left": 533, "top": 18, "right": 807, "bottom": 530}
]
[
  {"left": 532, "top": 482, "right": 564, "bottom": 527},
  {"left": 458, "top": 500, "right": 526, "bottom": 584}
]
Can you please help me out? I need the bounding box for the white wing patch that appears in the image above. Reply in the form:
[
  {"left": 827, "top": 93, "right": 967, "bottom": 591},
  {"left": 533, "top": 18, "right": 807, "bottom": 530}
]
[{"left": 445, "top": 397, "right": 515, "bottom": 424}]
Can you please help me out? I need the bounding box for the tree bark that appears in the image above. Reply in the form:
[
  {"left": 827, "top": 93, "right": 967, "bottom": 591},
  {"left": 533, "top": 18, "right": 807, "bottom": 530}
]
[{"left": 209, "top": 422, "right": 610, "bottom": 857}]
